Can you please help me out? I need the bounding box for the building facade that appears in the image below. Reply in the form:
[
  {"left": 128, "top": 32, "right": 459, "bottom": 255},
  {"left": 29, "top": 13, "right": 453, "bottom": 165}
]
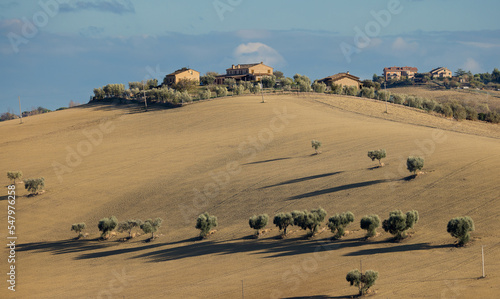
[
  {"left": 316, "top": 72, "right": 362, "bottom": 88},
  {"left": 215, "top": 62, "right": 273, "bottom": 84},
  {"left": 430, "top": 67, "right": 452, "bottom": 79},
  {"left": 383, "top": 66, "right": 418, "bottom": 81},
  {"left": 164, "top": 68, "right": 200, "bottom": 86}
]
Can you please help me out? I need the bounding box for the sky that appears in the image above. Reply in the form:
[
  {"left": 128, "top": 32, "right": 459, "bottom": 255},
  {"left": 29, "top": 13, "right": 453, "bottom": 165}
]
[{"left": 1, "top": 0, "right": 500, "bottom": 113}]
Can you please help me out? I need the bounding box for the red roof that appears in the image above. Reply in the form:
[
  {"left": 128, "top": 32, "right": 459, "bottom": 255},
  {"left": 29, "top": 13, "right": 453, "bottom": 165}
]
[{"left": 383, "top": 66, "right": 418, "bottom": 72}]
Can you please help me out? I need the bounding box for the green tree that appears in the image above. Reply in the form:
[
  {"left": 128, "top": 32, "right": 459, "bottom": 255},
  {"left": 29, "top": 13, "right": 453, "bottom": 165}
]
[
  {"left": 261, "top": 75, "right": 277, "bottom": 88},
  {"left": 360, "top": 87, "right": 375, "bottom": 99},
  {"left": 200, "top": 74, "right": 216, "bottom": 86},
  {"left": 311, "top": 140, "right": 322, "bottom": 154},
  {"left": 71, "top": 223, "right": 86, "bottom": 238},
  {"left": 199, "top": 88, "right": 212, "bottom": 100},
  {"left": 280, "top": 77, "right": 293, "bottom": 89},
  {"left": 346, "top": 269, "right": 379, "bottom": 296},
  {"left": 249, "top": 214, "right": 269, "bottom": 236},
  {"left": 140, "top": 218, "right": 163, "bottom": 239},
  {"left": 234, "top": 84, "right": 246, "bottom": 95},
  {"left": 312, "top": 82, "right": 327, "bottom": 93},
  {"left": 344, "top": 86, "right": 358, "bottom": 96},
  {"left": 367, "top": 149, "right": 386, "bottom": 166},
  {"left": 196, "top": 212, "right": 218, "bottom": 238},
  {"left": 24, "top": 177, "right": 45, "bottom": 195},
  {"left": 327, "top": 211, "right": 355, "bottom": 239},
  {"left": 172, "top": 79, "right": 198, "bottom": 93},
  {"left": 292, "top": 207, "right": 327, "bottom": 237},
  {"left": 117, "top": 219, "right": 143, "bottom": 239},
  {"left": 215, "top": 86, "right": 228, "bottom": 97},
  {"left": 93, "top": 87, "right": 105, "bottom": 100},
  {"left": 274, "top": 71, "right": 284, "bottom": 79},
  {"left": 377, "top": 90, "right": 391, "bottom": 102},
  {"left": 382, "top": 210, "right": 419, "bottom": 240},
  {"left": 7, "top": 171, "right": 23, "bottom": 184},
  {"left": 406, "top": 156, "right": 424, "bottom": 175},
  {"left": 447, "top": 216, "right": 474, "bottom": 246},
  {"left": 273, "top": 212, "right": 294, "bottom": 237},
  {"left": 360, "top": 215, "right": 380, "bottom": 238},
  {"left": 98, "top": 216, "right": 118, "bottom": 239},
  {"left": 330, "top": 83, "right": 342, "bottom": 94}
]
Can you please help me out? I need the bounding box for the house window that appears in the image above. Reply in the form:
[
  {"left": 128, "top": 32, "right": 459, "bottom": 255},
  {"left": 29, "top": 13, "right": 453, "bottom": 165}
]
[{"left": 268, "top": 70, "right": 271, "bottom": 73}]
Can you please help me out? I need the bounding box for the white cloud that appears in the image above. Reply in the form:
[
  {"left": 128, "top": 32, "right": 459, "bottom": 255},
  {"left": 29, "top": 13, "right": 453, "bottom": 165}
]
[
  {"left": 233, "top": 42, "right": 285, "bottom": 66},
  {"left": 391, "top": 37, "right": 418, "bottom": 52},
  {"left": 462, "top": 58, "right": 482, "bottom": 73}
]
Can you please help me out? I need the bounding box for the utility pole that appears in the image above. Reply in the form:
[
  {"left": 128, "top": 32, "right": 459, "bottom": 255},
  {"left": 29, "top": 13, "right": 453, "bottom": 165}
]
[
  {"left": 142, "top": 81, "right": 148, "bottom": 112},
  {"left": 18, "top": 96, "right": 23, "bottom": 124},
  {"left": 384, "top": 81, "right": 388, "bottom": 113},
  {"left": 482, "top": 246, "right": 485, "bottom": 278},
  {"left": 260, "top": 82, "right": 265, "bottom": 103}
]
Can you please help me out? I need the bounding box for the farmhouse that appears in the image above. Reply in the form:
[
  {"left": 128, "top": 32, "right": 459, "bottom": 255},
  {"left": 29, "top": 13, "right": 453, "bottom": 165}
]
[
  {"left": 163, "top": 68, "right": 200, "bottom": 86},
  {"left": 430, "top": 67, "right": 452, "bottom": 79},
  {"left": 215, "top": 62, "right": 273, "bottom": 84},
  {"left": 383, "top": 66, "right": 418, "bottom": 81},
  {"left": 316, "top": 72, "right": 362, "bottom": 88}
]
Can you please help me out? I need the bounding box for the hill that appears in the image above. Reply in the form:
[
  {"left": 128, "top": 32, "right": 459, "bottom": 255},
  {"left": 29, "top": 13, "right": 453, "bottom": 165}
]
[{"left": 1, "top": 94, "right": 499, "bottom": 298}]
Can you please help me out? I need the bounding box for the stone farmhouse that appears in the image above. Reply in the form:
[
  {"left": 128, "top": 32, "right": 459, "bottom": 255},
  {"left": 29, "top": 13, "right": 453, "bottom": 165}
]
[
  {"left": 429, "top": 67, "right": 452, "bottom": 79},
  {"left": 316, "top": 72, "right": 362, "bottom": 88},
  {"left": 164, "top": 68, "right": 200, "bottom": 86},
  {"left": 383, "top": 66, "right": 418, "bottom": 81},
  {"left": 215, "top": 62, "right": 273, "bottom": 84}
]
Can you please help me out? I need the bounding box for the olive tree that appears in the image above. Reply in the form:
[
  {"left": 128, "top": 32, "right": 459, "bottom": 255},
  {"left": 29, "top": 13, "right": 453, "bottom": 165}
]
[
  {"left": 273, "top": 212, "right": 294, "bottom": 237},
  {"left": 360, "top": 215, "right": 380, "bottom": 238},
  {"left": 311, "top": 140, "right": 322, "bottom": 154},
  {"left": 327, "top": 212, "right": 355, "bottom": 239},
  {"left": 447, "top": 216, "right": 474, "bottom": 246},
  {"left": 249, "top": 214, "right": 269, "bottom": 236},
  {"left": 346, "top": 269, "right": 379, "bottom": 296},
  {"left": 7, "top": 171, "right": 23, "bottom": 184},
  {"left": 140, "top": 218, "right": 163, "bottom": 239},
  {"left": 292, "top": 207, "right": 327, "bottom": 237},
  {"left": 71, "top": 223, "right": 86, "bottom": 238},
  {"left": 367, "top": 149, "right": 386, "bottom": 166},
  {"left": 196, "top": 212, "right": 218, "bottom": 238},
  {"left": 382, "top": 210, "right": 419, "bottom": 240},
  {"left": 98, "top": 216, "right": 118, "bottom": 239},
  {"left": 407, "top": 156, "right": 424, "bottom": 175},
  {"left": 24, "top": 177, "right": 45, "bottom": 195},
  {"left": 312, "top": 82, "right": 327, "bottom": 93},
  {"left": 117, "top": 219, "right": 143, "bottom": 239}
]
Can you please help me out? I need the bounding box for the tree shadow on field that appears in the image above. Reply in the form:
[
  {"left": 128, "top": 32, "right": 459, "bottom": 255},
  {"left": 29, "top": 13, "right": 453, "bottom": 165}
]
[
  {"left": 81, "top": 99, "right": 179, "bottom": 114},
  {"left": 17, "top": 238, "right": 117, "bottom": 255},
  {"left": 261, "top": 171, "right": 344, "bottom": 189},
  {"left": 0, "top": 195, "right": 9, "bottom": 201},
  {"left": 283, "top": 296, "right": 352, "bottom": 299},
  {"left": 244, "top": 157, "right": 292, "bottom": 165},
  {"left": 289, "top": 179, "right": 388, "bottom": 200},
  {"left": 344, "top": 242, "right": 454, "bottom": 256}
]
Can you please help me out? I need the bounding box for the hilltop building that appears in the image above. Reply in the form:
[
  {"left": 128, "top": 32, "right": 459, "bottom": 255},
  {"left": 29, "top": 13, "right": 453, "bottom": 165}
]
[
  {"left": 163, "top": 68, "right": 200, "bottom": 86},
  {"left": 316, "top": 72, "right": 362, "bottom": 88},
  {"left": 215, "top": 62, "right": 273, "bottom": 84},
  {"left": 429, "top": 67, "right": 452, "bottom": 79},
  {"left": 383, "top": 66, "right": 418, "bottom": 81}
]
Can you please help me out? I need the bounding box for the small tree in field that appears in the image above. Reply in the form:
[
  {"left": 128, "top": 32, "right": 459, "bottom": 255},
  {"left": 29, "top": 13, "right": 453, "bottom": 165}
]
[
  {"left": 140, "top": 218, "right": 163, "bottom": 239},
  {"left": 311, "top": 140, "right": 322, "bottom": 154},
  {"left": 7, "top": 171, "right": 23, "bottom": 184},
  {"left": 249, "top": 214, "right": 269, "bottom": 236},
  {"left": 24, "top": 177, "right": 45, "bottom": 195},
  {"left": 367, "top": 149, "right": 386, "bottom": 166},
  {"left": 346, "top": 269, "right": 379, "bottom": 296},
  {"left": 360, "top": 215, "right": 381, "bottom": 238},
  {"left": 292, "top": 207, "right": 327, "bottom": 237},
  {"left": 447, "top": 216, "right": 475, "bottom": 246},
  {"left": 382, "top": 210, "right": 419, "bottom": 240},
  {"left": 71, "top": 223, "right": 86, "bottom": 238},
  {"left": 98, "top": 216, "right": 118, "bottom": 239},
  {"left": 406, "top": 156, "right": 424, "bottom": 175},
  {"left": 328, "top": 212, "right": 355, "bottom": 239},
  {"left": 273, "top": 212, "right": 294, "bottom": 237},
  {"left": 196, "top": 212, "right": 218, "bottom": 238},
  {"left": 117, "top": 219, "right": 143, "bottom": 239}
]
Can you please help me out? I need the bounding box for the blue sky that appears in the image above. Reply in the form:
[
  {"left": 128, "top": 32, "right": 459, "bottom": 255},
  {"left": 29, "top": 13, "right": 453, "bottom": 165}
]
[{"left": 1, "top": 0, "right": 500, "bottom": 113}]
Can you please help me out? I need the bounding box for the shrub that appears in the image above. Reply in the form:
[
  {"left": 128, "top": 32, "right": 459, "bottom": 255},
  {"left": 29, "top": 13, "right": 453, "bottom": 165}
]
[
  {"left": 360, "top": 87, "right": 375, "bottom": 99},
  {"left": 249, "top": 214, "right": 269, "bottom": 236},
  {"left": 98, "top": 216, "right": 118, "bottom": 239},
  {"left": 273, "top": 212, "right": 294, "bottom": 237},
  {"left": 367, "top": 149, "right": 386, "bottom": 166},
  {"left": 447, "top": 216, "right": 474, "bottom": 246},
  {"left": 198, "top": 88, "right": 212, "bottom": 100},
  {"left": 407, "top": 96, "right": 423, "bottom": 109},
  {"left": 196, "top": 212, "right": 218, "bottom": 238},
  {"left": 465, "top": 106, "right": 478, "bottom": 121},
  {"left": 327, "top": 212, "right": 354, "bottom": 239},
  {"left": 344, "top": 86, "right": 358, "bottom": 96},
  {"left": 24, "top": 177, "right": 45, "bottom": 195},
  {"left": 486, "top": 111, "right": 500, "bottom": 123},
  {"left": 312, "top": 82, "right": 327, "bottom": 93},
  {"left": 215, "top": 86, "right": 228, "bottom": 97},
  {"left": 451, "top": 103, "right": 467, "bottom": 121},
  {"left": 7, "top": 171, "right": 23, "bottom": 184},
  {"left": 140, "top": 218, "right": 163, "bottom": 239},
  {"left": 392, "top": 94, "right": 406, "bottom": 105},
  {"left": 249, "top": 85, "right": 260, "bottom": 94},
  {"left": 422, "top": 98, "right": 437, "bottom": 111},
  {"left": 438, "top": 103, "right": 454, "bottom": 118},
  {"left": 376, "top": 90, "right": 390, "bottom": 102},
  {"left": 406, "top": 156, "right": 424, "bottom": 175},
  {"left": 311, "top": 140, "right": 322, "bottom": 154},
  {"left": 382, "top": 210, "right": 419, "bottom": 240},
  {"left": 234, "top": 84, "right": 246, "bottom": 95},
  {"left": 346, "top": 269, "right": 379, "bottom": 296},
  {"left": 117, "top": 219, "right": 143, "bottom": 238},
  {"left": 292, "top": 207, "right": 327, "bottom": 237},
  {"left": 71, "top": 223, "right": 86, "bottom": 238},
  {"left": 330, "top": 83, "right": 342, "bottom": 94},
  {"left": 360, "top": 215, "right": 380, "bottom": 238}
]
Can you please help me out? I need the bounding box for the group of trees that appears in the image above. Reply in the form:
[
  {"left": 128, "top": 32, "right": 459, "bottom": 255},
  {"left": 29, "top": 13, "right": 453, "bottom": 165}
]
[
  {"left": 7, "top": 171, "right": 45, "bottom": 195},
  {"left": 72, "top": 216, "right": 164, "bottom": 240}
]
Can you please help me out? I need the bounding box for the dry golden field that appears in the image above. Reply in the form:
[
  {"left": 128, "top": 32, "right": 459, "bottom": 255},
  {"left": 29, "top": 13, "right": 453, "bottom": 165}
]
[{"left": 1, "top": 94, "right": 499, "bottom": 298}]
